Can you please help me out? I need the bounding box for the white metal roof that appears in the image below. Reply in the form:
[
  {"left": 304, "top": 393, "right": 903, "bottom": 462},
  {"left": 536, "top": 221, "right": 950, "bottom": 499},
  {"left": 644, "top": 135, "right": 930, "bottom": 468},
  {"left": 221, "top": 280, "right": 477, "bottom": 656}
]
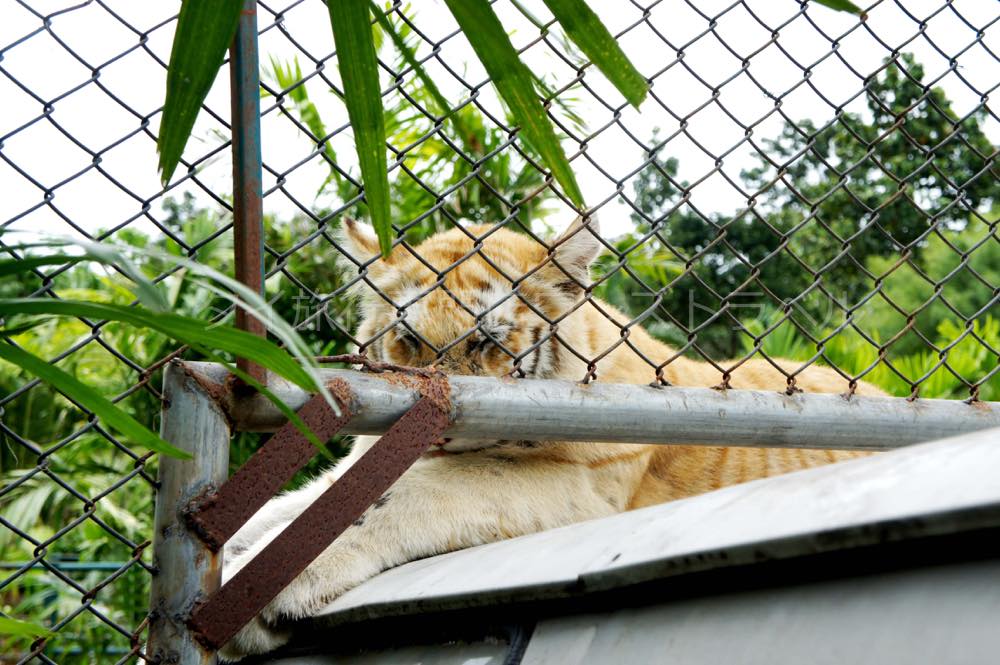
[{"left": 306, "top": 427, "right": 1000, "bottom": 627}]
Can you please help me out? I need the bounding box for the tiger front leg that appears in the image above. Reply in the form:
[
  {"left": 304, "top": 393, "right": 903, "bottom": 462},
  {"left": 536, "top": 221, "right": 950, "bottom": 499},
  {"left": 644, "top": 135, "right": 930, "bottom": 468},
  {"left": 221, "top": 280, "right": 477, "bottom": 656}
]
[
  {"left": 224, "top": 436, "right": 377, "bottom": 558},
  {"left": 218, "top": 451, "right": 623, "bottom": 661},
  {"left": 218, "top": 522, "right": 382, "bottom": 662}
]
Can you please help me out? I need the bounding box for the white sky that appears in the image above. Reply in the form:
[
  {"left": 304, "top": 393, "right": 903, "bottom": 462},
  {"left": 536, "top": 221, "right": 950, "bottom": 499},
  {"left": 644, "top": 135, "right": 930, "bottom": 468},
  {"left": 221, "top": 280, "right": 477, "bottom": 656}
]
[{"left": 0, "top": 0, "right": 996, "bottom": 244}]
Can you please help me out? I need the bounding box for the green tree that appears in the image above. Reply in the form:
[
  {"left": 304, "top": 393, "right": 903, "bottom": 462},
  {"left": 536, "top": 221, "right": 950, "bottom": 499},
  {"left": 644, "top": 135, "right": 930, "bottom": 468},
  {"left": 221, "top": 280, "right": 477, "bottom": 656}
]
[
  {"left": 742, "top": 54, "right": 996, "bottom": 295},
  {"left": 863, "top": 210, "right": 1000, "bottom": 356},
  {"left": 625, "top": 53, "right": 998, "bottom": 358}
]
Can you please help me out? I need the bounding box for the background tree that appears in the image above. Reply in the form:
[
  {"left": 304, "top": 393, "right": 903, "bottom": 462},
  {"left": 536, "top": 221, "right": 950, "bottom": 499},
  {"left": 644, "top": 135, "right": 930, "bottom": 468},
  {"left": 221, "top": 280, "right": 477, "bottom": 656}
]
[{"left": 619, "top": 53, "right": 998, "bottom": 359}]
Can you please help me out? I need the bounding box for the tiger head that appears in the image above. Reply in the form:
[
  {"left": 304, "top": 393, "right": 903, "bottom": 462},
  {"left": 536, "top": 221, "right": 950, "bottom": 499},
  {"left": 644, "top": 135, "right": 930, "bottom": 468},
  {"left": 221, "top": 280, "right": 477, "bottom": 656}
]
[{"left": 338, "top": 217, "right": 603, "bottom": 450}]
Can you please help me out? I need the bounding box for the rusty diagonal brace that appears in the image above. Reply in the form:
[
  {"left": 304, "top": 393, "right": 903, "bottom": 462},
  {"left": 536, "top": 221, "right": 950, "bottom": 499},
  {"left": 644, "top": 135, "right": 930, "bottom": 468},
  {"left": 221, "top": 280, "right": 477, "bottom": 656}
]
[
  {"left": 185, "top": 379, "right": 355, "bottom": 551},
  {"left": 182, "top": 370, "right": 452, "bottom": 650}
]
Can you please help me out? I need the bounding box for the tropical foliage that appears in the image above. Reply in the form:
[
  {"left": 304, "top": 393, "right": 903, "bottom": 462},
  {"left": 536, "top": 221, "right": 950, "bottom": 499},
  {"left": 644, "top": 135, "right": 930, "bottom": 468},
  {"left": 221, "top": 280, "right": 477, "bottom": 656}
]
[
  {"left": 0, "top": 19, "right": 585, "bottom": 654},
  {"left": 2, "top": 1, "right": 992, "bottom": 655},
  {"left": 158, "top": 0, "right": 657, "bottom": 254},
  {"left": 159, "top": 1, "right": 858, "bottom": 252},
  {"left": 0, "top": 223, "right": 343, "bottom": 658},
  {"left": 604, "top": 54, "right": 998, "bottom": 388}
]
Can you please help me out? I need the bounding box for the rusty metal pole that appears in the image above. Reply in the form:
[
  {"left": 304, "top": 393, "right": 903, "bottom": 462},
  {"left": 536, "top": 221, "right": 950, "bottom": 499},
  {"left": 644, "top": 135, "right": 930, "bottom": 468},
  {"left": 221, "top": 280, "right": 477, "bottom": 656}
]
[
  {"left": 230, "top": 0, "right": 267, "bottom": 385},
  {"left": 148, "top": 361, "right": 231, "bottom": 664}
]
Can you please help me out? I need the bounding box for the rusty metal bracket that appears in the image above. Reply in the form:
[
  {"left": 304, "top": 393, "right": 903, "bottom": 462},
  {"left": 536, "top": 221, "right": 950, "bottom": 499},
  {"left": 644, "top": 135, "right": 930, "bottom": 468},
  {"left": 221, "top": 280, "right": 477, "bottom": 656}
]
[
  {"left": 185, "top": 379, "right": 355, "bottom": 551},
  {"left": 187, "top": 394, "right": 451, "bottom": 650}
]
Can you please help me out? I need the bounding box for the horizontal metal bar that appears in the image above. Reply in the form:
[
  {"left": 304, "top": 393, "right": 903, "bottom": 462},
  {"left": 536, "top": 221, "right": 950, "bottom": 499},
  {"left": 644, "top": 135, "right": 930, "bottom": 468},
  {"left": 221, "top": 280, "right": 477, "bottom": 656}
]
[{"left": 185, "top": 362, "right": 1000, "bottom": 451}]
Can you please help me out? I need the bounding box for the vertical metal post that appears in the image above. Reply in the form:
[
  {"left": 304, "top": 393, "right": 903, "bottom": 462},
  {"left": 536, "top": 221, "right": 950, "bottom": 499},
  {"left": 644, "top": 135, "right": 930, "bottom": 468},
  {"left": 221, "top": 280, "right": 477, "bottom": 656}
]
[
  {"left": 230, "top": 0, "right": 267, "bottom": 385},
  {"left": 148, "top": 361, "right": 231, "bottom": 665}
]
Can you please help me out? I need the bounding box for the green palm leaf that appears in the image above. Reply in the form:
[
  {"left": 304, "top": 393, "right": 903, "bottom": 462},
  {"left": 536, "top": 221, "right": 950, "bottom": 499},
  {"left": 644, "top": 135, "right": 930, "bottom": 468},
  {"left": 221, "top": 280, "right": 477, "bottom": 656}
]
[
  {"left": 157, "top": 0, "right": 244, "bottom": 184},
  {"left": 443, "top": 0, "right": 584, "bottom": 207},
  {"left": 0, "top": 298, "right": 317, "bottom": 393},
  {"left": 326, "top": 0, "right": 393, "bottom": 256},
  {"left": 541, "top": 0, "right": 648, "bottom": 108},
  {"left": 0, "top": 255, "right": 83, "bottom": 278},
  {"left": 814, "top": 0, "right": 862, "bottom": 12},
  {"left": 0, "top": 616, "right": 53, "bottom": 642},
  {"left": 0, "top": 242, "right": 342, "bottom": 418},
  {"left": 0, "top": 342, "right": 190, "bottom": 459}
]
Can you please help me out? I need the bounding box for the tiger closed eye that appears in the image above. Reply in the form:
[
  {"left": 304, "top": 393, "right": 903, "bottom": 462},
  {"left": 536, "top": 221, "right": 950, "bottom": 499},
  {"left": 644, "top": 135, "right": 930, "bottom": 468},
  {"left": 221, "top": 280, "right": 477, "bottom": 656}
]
[
  {"left": 395, "top": 331, "right": 421, "bottom": 348},
  {"left": 472, "top": 336, "right": 493, "bottom": 352},
  {"left": 472, "top": 326, "right": 512, "bottom": 353}
]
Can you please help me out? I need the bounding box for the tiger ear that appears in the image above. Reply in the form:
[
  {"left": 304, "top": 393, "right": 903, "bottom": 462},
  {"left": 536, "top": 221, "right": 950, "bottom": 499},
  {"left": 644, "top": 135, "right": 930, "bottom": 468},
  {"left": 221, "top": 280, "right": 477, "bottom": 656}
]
[
  {"left": 550, "top": 214, "right": 602, "bottom": 286},
  {"left": 336, "top": 218, "right": 412, "bottom": 273},
  {"left": 337, "top": 217, "right": 388, "bottom": 264},
  {"left": 336, "top": 218, "right": 414, "bottom": 298}
]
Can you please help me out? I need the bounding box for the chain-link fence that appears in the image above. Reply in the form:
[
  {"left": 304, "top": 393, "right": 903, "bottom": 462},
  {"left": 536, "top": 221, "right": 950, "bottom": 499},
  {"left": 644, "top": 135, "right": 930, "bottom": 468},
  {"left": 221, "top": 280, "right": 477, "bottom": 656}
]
[
  {"left": 1, "top": 0, "right": 997, "bottom": 662},
  {"left": 2, "top": 3, "right": 218, "bottom": 663}
]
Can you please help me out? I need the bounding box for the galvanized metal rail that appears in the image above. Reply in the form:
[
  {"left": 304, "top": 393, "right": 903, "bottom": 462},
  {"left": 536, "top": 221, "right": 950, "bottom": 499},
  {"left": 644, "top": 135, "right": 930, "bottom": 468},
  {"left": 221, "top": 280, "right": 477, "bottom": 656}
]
[
  {"left": 187, "top": 362, "right": 1000, "bottom": 451},
  {"left": 147, "top": 362, "right": 231, "bottom": 665}
]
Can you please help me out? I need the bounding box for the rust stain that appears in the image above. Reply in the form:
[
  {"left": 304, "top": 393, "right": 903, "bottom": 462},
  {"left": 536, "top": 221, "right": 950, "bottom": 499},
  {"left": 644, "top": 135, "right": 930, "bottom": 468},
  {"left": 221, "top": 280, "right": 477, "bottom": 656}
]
[
  {"left": 378, "top": 370, "right": 451, "bottom": 415},
  {"left": 185, "top": 379, "right": 355, "bottom": 551},
  {"left": 317, "top": 353, "right": 452, "bottom": 415},
  {"left": 969, "top": 399, "right": 994, "bottom": 413},
  {"left": 176, "top": 360, "right": 237, "bottom": 429},
  {"left": 326, "top": 377, "right": 358, "bottom": 414},
  {"left": 188, "top": 396, "right": 451, "bottom": 649}
]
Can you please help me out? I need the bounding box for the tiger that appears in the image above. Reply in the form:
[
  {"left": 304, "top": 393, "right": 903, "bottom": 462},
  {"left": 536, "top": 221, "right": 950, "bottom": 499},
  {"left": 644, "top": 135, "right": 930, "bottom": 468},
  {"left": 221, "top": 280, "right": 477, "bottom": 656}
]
[{"left": 219, "top": 216, "right": 882, "bottom": 660}]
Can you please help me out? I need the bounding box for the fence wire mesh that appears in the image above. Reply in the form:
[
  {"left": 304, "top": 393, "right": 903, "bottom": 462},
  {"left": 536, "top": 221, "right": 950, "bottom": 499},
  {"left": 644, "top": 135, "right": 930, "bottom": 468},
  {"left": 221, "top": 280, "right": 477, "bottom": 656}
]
[{"left": 0, "top": 0, "right": 997, "bottom": 662}]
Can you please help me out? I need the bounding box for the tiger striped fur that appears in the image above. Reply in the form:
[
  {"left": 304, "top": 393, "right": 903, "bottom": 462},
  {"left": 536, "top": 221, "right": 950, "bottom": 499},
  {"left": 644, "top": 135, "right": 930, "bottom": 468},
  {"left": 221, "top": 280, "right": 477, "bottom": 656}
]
[{"left": 219, "top": 217, "right": 882, "bottom": 660}]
